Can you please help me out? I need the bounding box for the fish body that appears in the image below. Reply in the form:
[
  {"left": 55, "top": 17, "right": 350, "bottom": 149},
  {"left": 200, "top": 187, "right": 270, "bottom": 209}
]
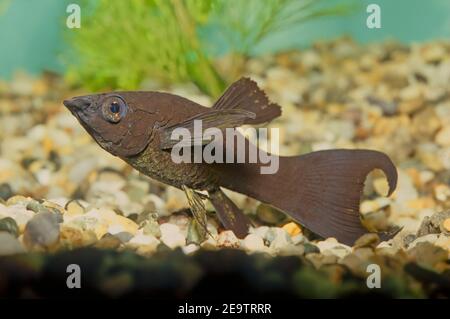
[
  {"left": 125, "top": 135, "right": 220, "bottom": 190},
  {"left": 64, "top": 78, "right": 399, "bottom": 245},
  {"left": 66, "top": 91, "right": 219, "bottom": 188}
]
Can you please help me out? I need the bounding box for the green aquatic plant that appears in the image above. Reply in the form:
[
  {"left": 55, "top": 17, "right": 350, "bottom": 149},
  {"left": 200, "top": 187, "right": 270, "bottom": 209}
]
[
  {"left": 65, "top": 0, "right": 352, "bottom": 97},
  {"left": 209, "top": 0, "right": 353, "bottom": 79},
  {"left": 215, "top": 0, "right": 350, "bottom": 53},
  {"left": 65, "top": 0, "right": 225, "bottom": 96}
]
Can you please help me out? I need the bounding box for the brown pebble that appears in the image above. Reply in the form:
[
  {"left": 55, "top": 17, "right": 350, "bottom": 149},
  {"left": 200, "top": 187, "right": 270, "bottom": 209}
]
[
  {"left": 353, "top": 233, "right": 380, "bottom": 249},
  {"left": 443, "top": 218, "right": 450, "bottom": 232}
]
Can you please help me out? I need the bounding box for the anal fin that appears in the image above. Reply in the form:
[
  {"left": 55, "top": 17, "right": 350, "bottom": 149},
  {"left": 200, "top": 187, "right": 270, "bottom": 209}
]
[{"left": 208, "top": 187, "right": 251, "bottom": 239}]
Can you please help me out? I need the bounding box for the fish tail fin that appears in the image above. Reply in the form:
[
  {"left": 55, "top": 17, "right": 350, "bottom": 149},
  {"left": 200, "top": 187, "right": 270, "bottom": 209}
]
[
  {"left": 213, "top": 77, "right": 281, "bottom": 124},
  {"left": 217, "top": 149, "right": 398, "bottom": 245}
]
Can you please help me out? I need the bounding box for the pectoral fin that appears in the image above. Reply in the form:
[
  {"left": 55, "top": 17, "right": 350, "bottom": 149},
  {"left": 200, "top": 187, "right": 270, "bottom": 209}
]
[
  {"left": 159, "top": 109, "right": 255, "bottom": 149},
  {"left": 182, "top": 185, "right": 210, "bottom": 242}
]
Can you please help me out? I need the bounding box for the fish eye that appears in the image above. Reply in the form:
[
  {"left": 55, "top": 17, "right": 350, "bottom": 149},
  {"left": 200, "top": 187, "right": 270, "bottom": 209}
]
[
  {"left": 101, "top": 96, "right": 127, "bottom": 123},
  {"left": 110, "top": 101, "right": 120, "bottom": 114}
]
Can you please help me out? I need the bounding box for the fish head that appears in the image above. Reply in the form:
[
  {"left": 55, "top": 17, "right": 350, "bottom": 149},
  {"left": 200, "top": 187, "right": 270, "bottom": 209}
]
[{"left": 64, "top": 92, "right": 159, "bottom": 157}]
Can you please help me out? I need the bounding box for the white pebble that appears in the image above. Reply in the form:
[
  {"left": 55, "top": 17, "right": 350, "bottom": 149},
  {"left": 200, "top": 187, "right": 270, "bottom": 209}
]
[
  {"left": 160, "top": 223, "right": 185, "bottom": 249},
  {"left": 0, "top": 232, "right": 25, "bottom": 256},
  {"left": 182, "top": 244, "right": 199, "bottom": 255},
  {"left": 242, "top": 234, "right": 266, "bottom": 252}
]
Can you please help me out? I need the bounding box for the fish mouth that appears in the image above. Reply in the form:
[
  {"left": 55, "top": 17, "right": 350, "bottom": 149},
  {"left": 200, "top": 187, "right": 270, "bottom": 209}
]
[
  {"left": 63, "top": 95, "right": 95, "bottom": 134},
  {"left": 63, "top": 96, "right": 92, "bottom": 111}
]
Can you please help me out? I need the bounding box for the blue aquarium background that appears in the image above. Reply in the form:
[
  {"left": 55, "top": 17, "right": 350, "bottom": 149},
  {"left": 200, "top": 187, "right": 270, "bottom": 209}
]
[{"left": 1, "top": 0, "right": 450, "bottom": 79}]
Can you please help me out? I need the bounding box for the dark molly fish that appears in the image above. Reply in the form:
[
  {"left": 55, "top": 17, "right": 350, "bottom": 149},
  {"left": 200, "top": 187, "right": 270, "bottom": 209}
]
[{"left": 64, "top": 78, "right": 399, "bottom": 245}]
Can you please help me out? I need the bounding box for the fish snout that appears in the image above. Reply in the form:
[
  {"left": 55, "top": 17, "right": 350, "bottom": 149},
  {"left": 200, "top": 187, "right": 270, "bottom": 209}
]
[{"left": 63, "top": 96, "right": 92, "bottom": 110}]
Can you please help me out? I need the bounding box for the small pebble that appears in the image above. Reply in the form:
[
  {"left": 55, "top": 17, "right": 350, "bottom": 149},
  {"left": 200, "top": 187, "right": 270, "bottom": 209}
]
[
  {"left": 59, "top": 225, "right": 97, "bottom": 248},
  {"left": 303, "top": 243, "right": 320, "bottom": 254},
  {"left": 0, "top": 217, "right": 19, "bottom": 237},
  {"left": 113, "top": 231, "right": 134, "bottom": 243},
  {"left": 2, "top": 205, "right": 35, "bottom": 233},
  {"left": 265, "top": 227, "right": 290, "bottom": 244},
  {"left": 127, "top": 233, "right": 160, "bottom": 254},
  {"left": 434, "top": 184, "right": 450, "bottom": 202},
  {"left": 26, "top": 200, "right": 52, "bottom": 214},
  {"left": 281, "top": 222, "right": 302, "bottom": 236},
  {"left": 0, "top": 183, "right": 13, "bottom": 201},
  {"left": 403, "top": 234, "right": 416, "bottom": 247},
  {"left": 408, "top": 241, "right": 448, "bottom": 267},
  {"left": 256, "top": 204, "right": 285, "bottom": 225},
  {"left": 353, "top": 233, "right": 380, "bottom": 249},
  {"left": 142, "top": 215, "right": 161, "bottom": 238},
  {"left": 435, "top": 126, "right": 450, "bottom": 146},
  {"left": 217, "top": 230, "right": 240, "bottom": 248},
  {"left": 160, "top": 223, "right": 185, "bottom": 249},
  {"left": 65, "top": 200, "right": 85, "bottom": 217},
  {"left": 269, "top": 230, "right": 294, "bottom": 253},
  {"left": 434, "top": 235, "right": 450, "bottom": 252},
  {"left": 182, "top": 243, "right": 199, "bottom": 255},
  {"left": 0, "top": 232, "right": 25, "bottom": 256},
  {"left": 23, "top": 212, "right": 61, "bottom": 250},
  {"left": 443, "top": 218, "right": 450, "bottom": 232},
  {"left": 6, "top": 195, "right": 31, "bottom": 206},
  {"left": 242, "top": 234, "right": 266, "bottom": 252},
  {"left": 95, "top": 233, "right": 122, "bottom": 250},
  {"left": 417, "top": 210, "right": 450, "bottom": 236},
  {"left": 373, "top": 178, "right": 390, "bottom": 196}
]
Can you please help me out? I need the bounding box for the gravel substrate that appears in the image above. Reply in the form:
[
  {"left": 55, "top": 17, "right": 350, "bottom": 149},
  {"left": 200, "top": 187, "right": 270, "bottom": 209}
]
[{"left": 0, "top": 38, "right": 449, "bottom": 298}]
